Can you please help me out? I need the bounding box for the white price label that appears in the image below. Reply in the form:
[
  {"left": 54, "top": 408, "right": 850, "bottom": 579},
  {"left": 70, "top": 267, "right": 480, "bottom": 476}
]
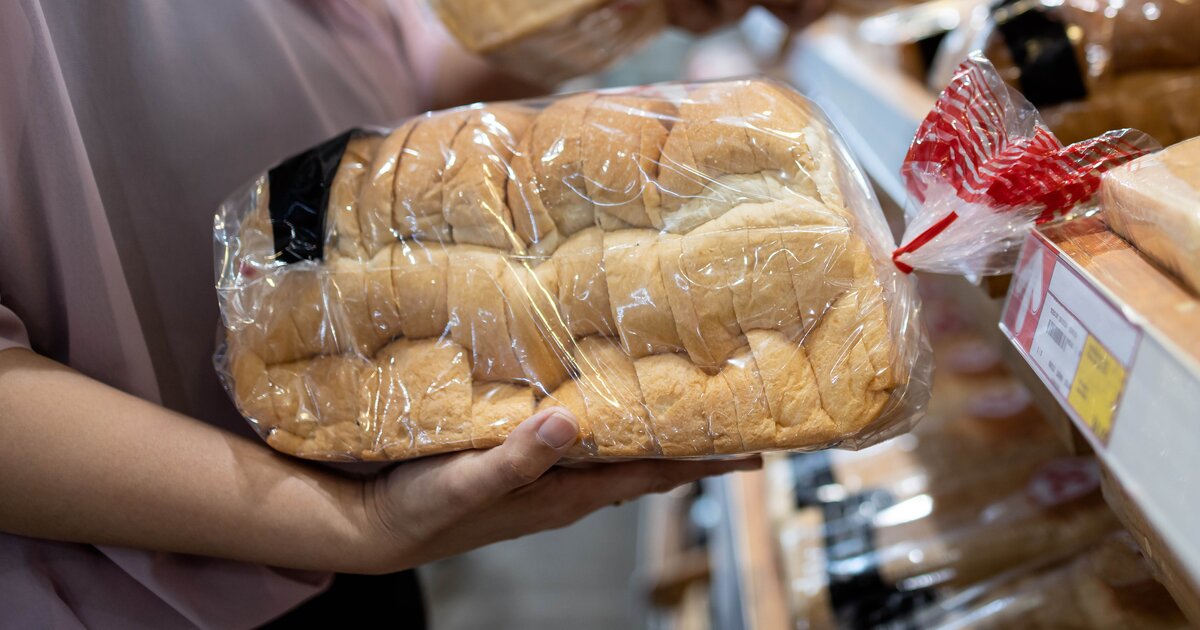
[
  {"left": 1029, "top": 295, "right": 1086, "bottom": 398},
  {"left": 1003, "top": 232, "right": 1144, "bottom": 445}
]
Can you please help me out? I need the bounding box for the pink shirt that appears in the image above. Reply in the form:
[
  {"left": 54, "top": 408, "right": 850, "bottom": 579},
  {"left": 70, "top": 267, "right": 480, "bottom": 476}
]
[{"left": 0, "top": 1, "right": 443, "bottom": 626}]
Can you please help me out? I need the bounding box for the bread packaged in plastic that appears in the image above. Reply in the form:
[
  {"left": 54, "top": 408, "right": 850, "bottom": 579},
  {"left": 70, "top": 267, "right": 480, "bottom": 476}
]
[
  {"left": 766, "top": 400, "right": 1120, "bottom": 628},
  {"left": 214, "top": 78, "right": 931, "bottom": 462},
  {"left": 1102, "top": 136, "right": 1200, "bottom": 295},
  {"left": 893, "top": 53, "right": 1158, "bottom": 276},
  {"left": 426, "top": 0, "right": 816, "bottom": 86},
  {"left": 428, "top": 0, "right": 668, "bottom": 86},
  {"left": 910, "top": 532, "right": 1190, "bottom": 629},
  {"left": 928, "top": 0, "right": 1200, "bottom": 145}
]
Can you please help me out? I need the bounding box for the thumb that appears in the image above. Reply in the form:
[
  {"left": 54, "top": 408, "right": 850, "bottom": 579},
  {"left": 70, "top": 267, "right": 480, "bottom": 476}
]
[{"left": 452, "top": 407, "right": 579, "bottom": 504}]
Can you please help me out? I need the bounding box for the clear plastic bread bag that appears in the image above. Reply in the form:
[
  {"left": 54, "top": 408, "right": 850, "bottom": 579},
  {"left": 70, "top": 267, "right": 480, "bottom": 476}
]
[
  {"left": 906, "top": 532, "right": 1190, "bottom": 630},
  {"left": 893, "top": 53, "right": 1159, "bottom": 276},
  {"left": 769, "top": 449, "right": 1126, "bottom": 628},
  {"left": 768, "top": 429, "right": 1123, "bottom": 624},
  {"left": 928, "top": 0, "right": 1200, "bottom": 145},
  {"left": 427, "top": 0, "right": 669, "bottom": 86},
  {"left": 213, "top": 78, "right": 931, "bottom": 462},
  {"left": 425, "top": 0, "right": 815, "bottom": 87}
]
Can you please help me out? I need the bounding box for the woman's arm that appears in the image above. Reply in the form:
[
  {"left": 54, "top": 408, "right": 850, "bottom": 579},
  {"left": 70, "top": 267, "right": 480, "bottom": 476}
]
[
  {"left": 0, "top": 347, "right": 757, "bottom": 574},
  {"left": 0, "top": 347, "right": 377, "bottom": 572}
]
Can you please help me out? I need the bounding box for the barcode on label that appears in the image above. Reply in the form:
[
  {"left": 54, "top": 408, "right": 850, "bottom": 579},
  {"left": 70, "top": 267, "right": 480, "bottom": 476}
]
[
  {"left": 1029, "top": 295, "right": 1084, "bottom": 398},
  {"left": 1047, "top": 322, "right": 1069, "bottom": 351}
]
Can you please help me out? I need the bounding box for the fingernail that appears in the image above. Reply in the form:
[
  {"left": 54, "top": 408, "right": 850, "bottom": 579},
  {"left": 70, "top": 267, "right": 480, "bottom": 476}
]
[{"left": 537, "top": 411, "right": 578, "bottom": 450}]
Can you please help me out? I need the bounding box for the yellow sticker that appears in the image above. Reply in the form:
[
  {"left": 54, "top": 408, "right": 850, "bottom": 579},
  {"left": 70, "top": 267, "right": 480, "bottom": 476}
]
[{"left": 1067, "top": 335, "right": 1126, "bottom": 442}]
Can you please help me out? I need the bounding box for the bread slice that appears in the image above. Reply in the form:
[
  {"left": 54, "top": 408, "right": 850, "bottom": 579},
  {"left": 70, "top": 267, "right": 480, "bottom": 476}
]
[
  {"left": 745, "top": 225, "right": 807, "bottom": 337},
  {"left": 850, "top": 258, "right": 900, "bottom": 392},
  {"left": 719, "top": 347, "right": 775, "bottom": 451},
  {"left": 528, "top": 93, "right": 598, "bottom": 236},
  {"left": 394, "top": 110, "right": 469, "bottom": 242},
  {"left": 747, "top": 330, "right": 838, "bottom": 448},
  {"left": 228, "top": 347, "right": 279, "bottom": 429},
  {"left": 507, "top": 132, "right": 561, "bottom": 254},
  {"left": 573, "top": 336, "right": 658, "bottom": 456},
  {"left": 431, "top": 0, "right": 609, "bottom": 53},
  {"left": 447, "top": 247, "right": 525, "bottom": 382},
  {"left": 501, "top": 260, "right": 571, "bottom": 393},
  {"left": 784, "top": 228, "right": 856, "bottom": 335},
  {"left": 804, "top": 289, "right": 891, "bottom": 436},
  {"left": 364, "top": 245, "right": 403, "bottom": 347},
  {"left": 537, "top": 379, "right": 596, "bottom": 457},
  {"left": 678, "top": 229, "right": 746, "bottom": 368},
  {"left": 366, "top": 339, "right": 415, "bottom": 459},
  {"left": 604, "top": 229, "right": 685, "bottom": 357},
  {"left": 283, "top": 267, "right": 343, "bottom": 359},
  {"left": 299, "top": 355, "right": 370, "bottom": 428},
  {"left": 657, "top": 109, "right": 703, "bottom": 224},
  {"left": 685, "top": 84, "right": 757, "bottom": 195},
  {"left": 757, "top": 80, "right": 852, "bottom": 214},
  {"left": 331, "top": 135, "right": 382, "bottom": 259},
  {"left": 358, "top": 120, "right": 417, "bottom": 255},
  {"left": 553, "top": 227, "right": 615, "bottom": 337},
  {"left": 328, "top": 257, "right": 391, "bottom": 357},
  {"left": 656, "top": 233, "right": 712, "bottom": 369},
  {"left": 379, "top": 338, "right": 473, "bottom": 455},
  {"left": 232, "top": 272, "right": 309, "bottom": 364},
  {"left": 733, "top": 80, "right": 821, "bottom": 202},
  {"left": 695, "top": 197, "right": 854, "bottom": 336},
  {"left": 442, "top": 105, "right": 533, "bottom": 250},
  {"left": 391, "top": 241, "right": 450, "bottom": 339},
  {"left": 583, "top": 95, "right": 674, "bottom": 229},
  {"left": 1103, "top": 136, "right": 1200, "bottom": 295},
  {"left": 657, "top": 83, "right": 756, "bottom": 230},
  {"left": 656, "top": 80, "right": 852, "bottom": 232},
  {"left": 264, "top": 362, "right": 308, "bottom": 436},
  {"left": 687, "top": 210, "right": 774, "bottom": 341},
  {"left": 471, "top": 382, "right": 535, "bottom": 448},
  {"left": 265, "top": 355, "right": 370, "bottom": 445},
  {"left": 358, "top": 358, "right": 408, "bottom": 458},
  {"left": 702, "top": 365, "right": 743, "bottom": 453},
  {"left": 267, "top": 422, "right": 367, "bottom": 460},
  {"left": 634, "top": 353, "right": 713, "bottom": 456}
]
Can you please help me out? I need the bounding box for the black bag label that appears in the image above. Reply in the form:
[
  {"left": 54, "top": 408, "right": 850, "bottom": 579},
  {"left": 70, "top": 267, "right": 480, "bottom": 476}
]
[{"left": 267, "top": 130, "right": 354, "bottom": 263}]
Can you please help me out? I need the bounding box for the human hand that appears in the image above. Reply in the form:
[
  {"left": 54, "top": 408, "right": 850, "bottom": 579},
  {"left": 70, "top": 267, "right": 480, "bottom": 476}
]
[
  {"left": 666, "top": 0, "right": 832, "bottom": 34},
  {"left": 359, "top": 407, "right": 760, "bottom": 572}
]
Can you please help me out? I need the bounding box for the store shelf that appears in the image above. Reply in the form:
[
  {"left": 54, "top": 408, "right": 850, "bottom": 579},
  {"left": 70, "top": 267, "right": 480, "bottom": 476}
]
[
  {"left": 705, "top": 472, "right": 789, "bottom": 630},
  {"left": 1000, "top": 216, "right": 1200, "bottom": 621}
]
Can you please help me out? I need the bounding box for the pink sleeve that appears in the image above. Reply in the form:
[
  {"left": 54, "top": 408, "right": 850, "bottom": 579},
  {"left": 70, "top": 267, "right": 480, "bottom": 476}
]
[
  {"left": 390, "top": 0, "right": 452, "bottom": 109},
  {"left": 0, "top": 301, "right": 31, "bottom": 352}
]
